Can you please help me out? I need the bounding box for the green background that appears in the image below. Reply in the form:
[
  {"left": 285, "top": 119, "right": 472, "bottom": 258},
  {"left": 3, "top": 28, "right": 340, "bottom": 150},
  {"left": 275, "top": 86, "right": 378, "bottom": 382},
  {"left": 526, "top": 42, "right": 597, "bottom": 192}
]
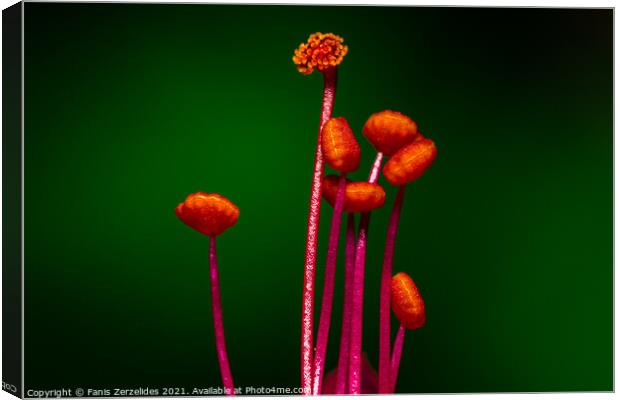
[{"left": 24, "top": 4, "right": 612, "bottom": 394}]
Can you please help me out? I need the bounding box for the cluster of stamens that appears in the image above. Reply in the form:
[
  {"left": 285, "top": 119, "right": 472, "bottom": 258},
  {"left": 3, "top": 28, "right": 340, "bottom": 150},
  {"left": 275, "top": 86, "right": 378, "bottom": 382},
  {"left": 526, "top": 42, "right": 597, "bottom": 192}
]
[
  {"left": 171, "top": 32, "right": 439, "bottom": 397},
  {"left": 292, "top": 32, "right": 437, "bottom": 395}
]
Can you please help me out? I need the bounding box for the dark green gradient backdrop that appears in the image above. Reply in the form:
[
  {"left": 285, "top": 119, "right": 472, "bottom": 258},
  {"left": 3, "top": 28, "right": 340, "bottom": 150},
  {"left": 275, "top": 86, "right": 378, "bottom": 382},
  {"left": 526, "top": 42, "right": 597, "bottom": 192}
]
[{"left": 24, "top": 4, "right": 612, "bottom": 394}]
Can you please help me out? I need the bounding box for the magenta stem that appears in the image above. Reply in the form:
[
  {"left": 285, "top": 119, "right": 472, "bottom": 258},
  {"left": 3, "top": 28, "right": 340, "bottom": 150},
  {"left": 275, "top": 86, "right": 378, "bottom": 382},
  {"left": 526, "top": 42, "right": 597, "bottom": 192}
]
[
  {"left": 378, "top": 185, "right": 407, "bottom": 393},
  {"left": 347, "top": 213, "right": 370, "bottom": 395},
  {"left": 347, "top": 153, "right": 383, "bottom": 394},
  {"left": 301, "top": 68, "right": 337, "bottom": 395},
  {"left": 209, "top": 236, "right": 235, "bottom": 395},
  {"left": 312, "top": 174, "right": 347, "bottom": 395},
  {"left": 335, "top": 213, "right": 356, "bottom": 394},
  {"left": 390, "top": 324, "right": 406, "bottom": 393}
]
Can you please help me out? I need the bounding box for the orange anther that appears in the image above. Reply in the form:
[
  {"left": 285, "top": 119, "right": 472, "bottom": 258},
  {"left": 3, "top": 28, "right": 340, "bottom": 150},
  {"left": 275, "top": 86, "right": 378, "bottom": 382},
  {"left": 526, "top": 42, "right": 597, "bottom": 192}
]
[
  {"left": 175, "top": 192, "right": 239, "bottom": 237},
  {"left": 362, "top": 110, "right": 420, "bottom": 156},
  {"left": 383, "top": 138, "right": 437, "bottom": 186},
  {"left": 391, "top": 272, "right": 425, "bottom": 330},
  {"left": 322, "top": 175, "right": 386, "bottom": 213},
  {"left": 321, "top": 117, "right": 361, "bottom": 173}
]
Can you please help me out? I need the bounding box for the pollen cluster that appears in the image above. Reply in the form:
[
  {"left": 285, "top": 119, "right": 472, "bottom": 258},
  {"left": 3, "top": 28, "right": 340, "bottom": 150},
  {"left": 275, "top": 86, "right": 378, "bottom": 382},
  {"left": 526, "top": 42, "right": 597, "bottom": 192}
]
[{"left": 293, "top": 32, "right": 348, "bottom": 75}]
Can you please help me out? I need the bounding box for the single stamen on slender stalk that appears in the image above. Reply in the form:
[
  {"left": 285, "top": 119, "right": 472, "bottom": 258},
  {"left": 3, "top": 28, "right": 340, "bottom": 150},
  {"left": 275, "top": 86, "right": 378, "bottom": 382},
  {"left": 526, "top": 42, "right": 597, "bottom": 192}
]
[
  {"left": 293, "top": 32, "right": 348, "bottom": 394},
  {"left": 175, "top": 192, "right": 239, "bottom": 395},
  {"left": 390, "top": 272, "right": 426, "bottom": 394},
  {"left": 209, "top": 237, "right": 235, "bottom": 395},
  {"left": 390, "top": 324, "right": 406, "bottom": 393},
  {"left": 335, "top": 213, "right": 356, "bottom": 394},
  {"left": 348, "top": 152, "right": 384, "bottom": 394},
  {"left": 300, "top": 68, "right": 337, "bottom": 394},
  {"left": 312, "top": 174, "right": 346, "bottom": 395},
  {"left": 378, "top": 185, "right": 406, "bottom": 393}
]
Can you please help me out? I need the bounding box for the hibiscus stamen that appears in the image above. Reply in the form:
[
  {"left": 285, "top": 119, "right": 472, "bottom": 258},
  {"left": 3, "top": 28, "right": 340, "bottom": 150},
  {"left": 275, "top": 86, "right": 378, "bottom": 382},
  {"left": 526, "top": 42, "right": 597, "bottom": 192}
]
[
  {"left": 175, "top": 192, "right": 239, "bottom": 395},
  {"left": 293, "top": 32, "right": 348, "bottom": 395},
  {"left": 390, "top": 272, "right": 426, "bottom": 392}
]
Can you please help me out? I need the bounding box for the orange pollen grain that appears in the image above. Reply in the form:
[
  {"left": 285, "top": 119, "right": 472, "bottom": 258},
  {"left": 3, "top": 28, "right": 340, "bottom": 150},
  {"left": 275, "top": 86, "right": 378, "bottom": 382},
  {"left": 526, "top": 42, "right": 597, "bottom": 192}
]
[
  {"left": 292, "top": 32, "right": 348, "bottom": 75},
  {"left": 322, "top": 174, "right": 386, "bottom": 213},
  {"left": 175, "top": 192, "right": 239, "bottom": 237},
  {"left": 391, "top": 272, "right": 425, "bottom": 330}
]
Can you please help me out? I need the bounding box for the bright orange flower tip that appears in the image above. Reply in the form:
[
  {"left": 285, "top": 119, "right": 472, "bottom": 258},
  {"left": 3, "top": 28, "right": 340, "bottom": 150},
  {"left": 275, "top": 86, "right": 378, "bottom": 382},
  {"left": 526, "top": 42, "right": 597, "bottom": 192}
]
[
  {"left": 362, "top": 110, "right": 420, "bottom": 156},
  {"left": 391, "top": 272, "right": 426, "bottom": 330},
  {"left": 321, "top": 117, "right": 361, "bottom": 173},
  {"left": 175, "top": 192, "right": 239, "bottom": 237},
  {"left": 322, "top": 174, "right": 386, "bottom": 213},
  {"left": 292, "top": 32, "right": 348, "bottom": 75},
  {"left": 383, "top": 138, "right": 437, "bottom": 186}
]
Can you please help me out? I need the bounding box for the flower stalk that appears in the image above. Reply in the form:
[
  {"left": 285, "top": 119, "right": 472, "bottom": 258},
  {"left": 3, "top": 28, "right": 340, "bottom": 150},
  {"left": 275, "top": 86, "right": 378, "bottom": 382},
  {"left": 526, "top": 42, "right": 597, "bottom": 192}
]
[
  {"left": 390, "top": 323, "right": 406, "bottom": 393},
  {"left": 347, "top": 152, "right": 383, "bottom": 394},
  {"left": 378, "top": 184, "right": 406, "bottom": 393},
  {"left": 300, "top": 67, "right": 337, "bottom": 394},
  {"left": 312, "top": 173, "right": 346, "bottom": 395},
  {"left": 335, "top": 213, "right": 356, "bottom": 394},
  {"left": 209, "top": 237, "right": 235, "bottom": 395}
]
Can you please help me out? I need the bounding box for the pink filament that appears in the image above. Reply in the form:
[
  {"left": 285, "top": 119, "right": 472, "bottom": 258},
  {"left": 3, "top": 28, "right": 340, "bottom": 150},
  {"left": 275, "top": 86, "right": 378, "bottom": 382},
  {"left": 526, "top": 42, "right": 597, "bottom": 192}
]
[
  {"left": 368, "top": 152, "right": 384, "bottom": 184},
  {"left": 335, "top": 213, "right": 356, "bottom": 394},
  {"left": 301, "top": 68, "right": 337, "bottom": 395},
  {"left": 312, "top": 175, "right": 347, "bottom": 394},
  {"left": 209, "top": 236, "right": 235, "bottom": 395},
  {"left": 390, "top": 324, "right": 406, "bottom": 393},
  {"left": 378, "top": 185, "right": 406, "bottom": 393},
  {"left": 347, "top": 152, "right": 383, "bottom": 394}
]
